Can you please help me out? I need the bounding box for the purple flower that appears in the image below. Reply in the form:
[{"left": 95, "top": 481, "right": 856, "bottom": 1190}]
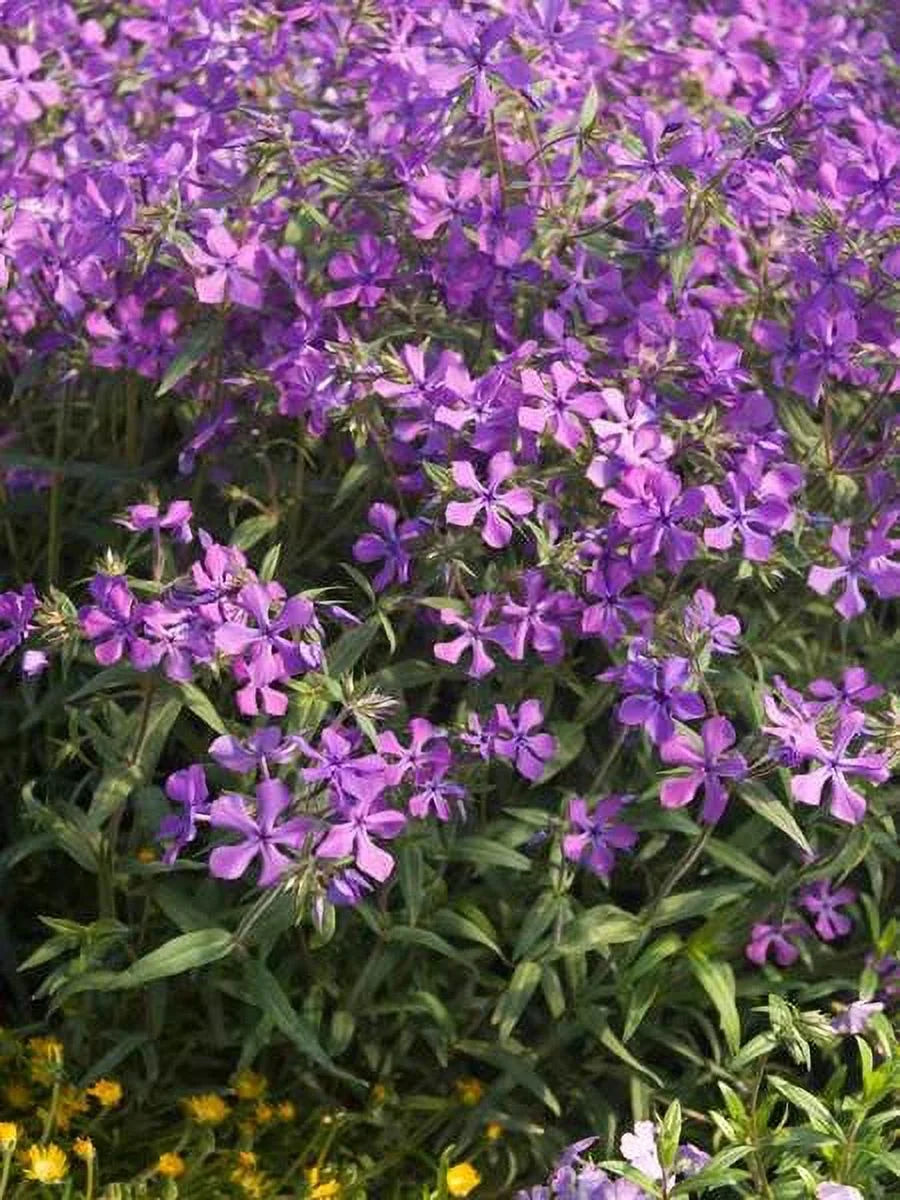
[
  {"left": 808, "top": 667, "right": 883, "bottom": 712},
  {"left": 446, "top": 452, "right": 533, "bottom": 549},
  {"left": 352, "top": 503, "right": 425, "bottom": 592},
  {"left": 518, "top": 362, "right": 604, "bottom": 451},
  {"left": 562, "top": 794, "right": 637, "bottom": 879},
  {"left": 492, "top": 700, "right": 556, "bottom": 781},
  {"left": 299, "top": 727, "right": 384, "bottom": 799},
  {"left": 620, "top": 1121, "right": 662, "bottom": 1181},
  {"left": 435, "top": 13, "right": 530, "bottom": 119},
  {"left": 613, "top": 651, "right": 706, "bottom": 746},
  {"left": 0, "top": 583, "right": 38, "bottom": 665},
  {"left": 0, "top": 44, "right": 61, "bottom": 122},
  {"left": 659, "top": 717, "right": 747, "bottom": 824},
  {"left": 499, "top": 570, "right": 580, "bottom": 663},
  {"left": 798, "top": 880, "right": 856, "bottom": 941},
  {"left": 408, "top": 771, "right": 467, "bottom": 822},
  {"left": 745, "top": 921, "right": 808, "bottom": 967},
  {"left": 433, "top": 595, "right": 503, "bottom": 679},
  {"left": 209, "top": 779, "right": 313, "bottom": 887},
  {"left": 605, "top": 467, "right": 704, "bottom": 571},
  {"left": 377, "top": 718, "right": 450, "bottom": 786},
  {"left": 408, "top": 168, "right": 481, "bottom": 240},
  {"left": 119, "top": 500, "right": 193, "bottom": 545},
  {"left": 158, "top": 765, "right": 209, "bottom": 864},
  {"left": 703, "top": 468, "right": 793, "bottom": 561},
  {"left": 209, "top": 727, "right": 303, "bottom": 775},
  {"left": 79, "top": 575, "right": 155, "bottom": 670},
  {"left": 69, "top": 174, "right": 135, "bottom": 261},
  {"left": 790, "top": 710, "right": 890, "bottom": 824},
  {"left": 808, "top": 521, "right": 898, "bottom": 619},
  {"left": 816, "top": 1185, "right": 863, "bottom": 1200},
  {"left": 324, "top": 234, "right": 399, "bottom": 309},
  {"left": 581, "top": 562, "right": 653, "bottom": 647},
  {"left": 315, "top": 778, "right": 406, "bottom": 883},
  {"left": 830, "top": 1000, "right": 884, "bottom": 1035},
  {"left": 683, "top": 588, "right": 741, "bottom": 655},
  {"left": 184, "top": 226, "right": 267, "bottom": 310}
]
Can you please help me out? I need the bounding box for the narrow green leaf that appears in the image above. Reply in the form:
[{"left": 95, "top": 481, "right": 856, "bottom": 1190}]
[
  {"left": 740, "top": 784, "right": 812, "bottom": 855},
  {"left": 230, "top": 513, "right": 279, "bottom": 551},
  {"left": 448, "top": 836, "right": 532, "bottom": 873},
  {"left": 433, "top": 909, "right": 504, "bottom": 959},
  {"left": 688, "top": 951, "right": 741, "bottom": 1056},
  {"left": 177, "top": 681, "right": 227, "bottom": 734},
  {"left": 492, "top": 961, "right": 541, "bottom": 1040},
  {"left": 156, "top": 322, "right": 220, "bottom": 396},
  {"left": 326, "top": 619, "right": 378, "bottom": 678},
  {"left": 120, "top": 928, "right": 234, "bottom": 987}
]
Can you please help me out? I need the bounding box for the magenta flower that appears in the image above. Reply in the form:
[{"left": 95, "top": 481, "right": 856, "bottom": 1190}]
[
  {"left": 119, "top": 500, "right": 193, "bottom": 545},
  {"left": 620, "top": 1121, "right": 662, "bottom": 1181},
  {"left": 830, "top": 1001, "right": 884, "bottom": 1036},
  {"left": 518, "top": 362, "right": 604, "bottom": 452},
  {"left": 298, "top": 727, "right": 383, "bottom": 798},
  {"left": 613, "top": 652, "right": 705, "bottom": 746},
  {"left": 314, "top": 778, "right": 406, "bottom": 883},
  {"left": 79, "top": 576, "right": 155, "bottom": 670},
  {"left": 703, "top": 469, "right": 793, "bottom": 561},
  {"left": 69, "top": 174, "right": 135, "bottom": 261},
  {"left": 185, "top": 226, "right": 267, "bottom": 310},
  {"left": 0, "top": 44, "right": 61, "bottom": 122},
  {"left": 209, "top": 779, "right": 313, "bottom": 887},
  {"left": 808, "top": 521, "right": 898, "bottom": 619},
  {"left": 352, "top": 502, "right": 425, "bottom": 592},
  {"left": 408, "top": 771, "right": 467, "bottom": 822},
  {"left": 434, "top": 13, "right": 530, "bottom": 119},
  {"left": 433, "top": 595, "right": 503, "bottom": 679},
  {"left": 499, "top": 569, "right": 580, "bottom": 663},
  {"left": 745, "top": 921, "right": 808, "bottom": 967},
  {"left": 683, "top": 588, "right": 741, "bottom": 655},
  {"left": 790, "top": 710, "right": 890, "bottom": 824},
  {"left": 605, "top": 467, "right": 704, "bottom": 571},
  {"left": 492, "top": 699, "right": 556, "bottom": 781},
  {"left": 817, "top": 1185, "right": 864, "bottom": 1200},
  {"left": 0, "top": 584, "right": 38, "bottom": 665},
  {"left": 562, "top": 794, "right": 637, "bottom": 879},
  {"left": 581, "top": 562, "right": 654, "bottom": 647},
  {"left": 808, "top": 666, "right": 883, "bottom": 712},
  {"left": 408, "top": 168, "right": 481, "bottom": 240},
  {"left": 209, "top": 727, "right": 303, "bottom": 775},
  {"left": 158, "top": 765, "right": 209, "bottom": 864},
  {"left": 660, "top": 717, "right": 747, "bottom": 824},
  {"left": 446, "top": 452, "right": 533, "bottom": 549},
  {"left": 377, "top": 718, "right": 450, "bottom": 786},
  {"left": 324, "top": 234, "right": 399, "bottom": 309},
  {"left": 797, "top": 880, "right": 855, "bottom": 941}
]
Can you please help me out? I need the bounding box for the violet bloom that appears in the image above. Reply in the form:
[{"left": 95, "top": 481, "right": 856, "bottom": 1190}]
[
  {"left": 299, "top": 727, "right": 384, "bottom": 798},
  {"left": 703, "top": 469, "right": 793, "bottom": 561},
  {"left": 0, "top": 44, "right": 61, "bottom": 122},
  {"left": 605, "top": 467, "right": 704, "bottom": 571},
  {"left": 614, "top": 653, "right": 705, "bottom": 746},
  {"left": 139, "top": 601, "right": 201, "bottom": 682},
  {"left": 184, "top": 226, "right": 267, "bottom": 310},
  {"left": 324, "top": 234, "right": 399, "bottom": 309},
  {"left": 761, "top": 677, "right": 821, "bottom": 764},
  {"left": 499, "top": 569, "right": 580, "bottom": 663},
  {"left": 660, "top": 717, "right": 748, "bottom": 824},
  {"left": 492, "top": 700, "right": 556, "bottom": 781},
  {"left": 446, "top": 452, "right": 533, "bottom": 549},
  {"left": 808, "top": 667, "right": 883, "bottom": 712},
  {"left": 119, "top": 500, "right": 193, "bottom": 545},
  {"left": 808, "top": 522, "right": 894, "bottom": 619},
  {"left": 433, "top": 595, "right": 503, "bottom": 679},
  {"left": 158, "top": 765, "right": 209, "bottom": 864},
  {"left": 791, "top": 710, "right": 890, "bottom": 824},
  {"left": 69, "top": 174, "right": 135, "bottom": 261},
  {"left": 209, "top": 779, "right": 313, "bottom": 887},
  {"left": 798, "top": 881, "right": 855, "bottom": 941},
  {"left": 435, "top": 13, "right": 531, "bottom": 119},
  {"left": 620, "top": 1121, "right": 662, "bottom": 1181},
  {"left": 518, "top": 362, "right": 604, "bottom": 451},
  {"left": 817, "top": 1186, "right": 863, "bottom": 1200},
  {"left": 791, "top": 310, "right": 857, "bottom": 405},
  {"left": 352, "top": 502, "right": 425, "bottom": 592},
  {"left": 0, "top": 583, "right": 38, "bottom": 665},
  {"left": 581, "top": 562, "right": 654, "bottom": 646},
  {"left": 315, "top": 778, "right": 406, "bottom": 883},
  {"left": 608, "top": 109, "right": 702, "bottom": 212},
  {"left": 683, "top": 588, "right": 741, "bottom": 655},
  {"left": 209, "top": 727, "right": 303, "bottom": 775},
  {"left": 408, "top": 771, "right": 467, "bottom": 822},
  {"left": 562, "top": 794, "right": 637, "bottom": 880},
  {"left": 746, "top": 921, "right": 808, "bottom": 967},
  {"left": 377, "top": 718, "right": 450, "bottom": 786},
  {"left": 79, "top": 575, "right": 155, "bottom": 669},
  {"left": 830, "top": 1000, "right": 884, "bottom": 1036},
  {"left": 408, "top": 168, "right": 481, "bottom": 240}
]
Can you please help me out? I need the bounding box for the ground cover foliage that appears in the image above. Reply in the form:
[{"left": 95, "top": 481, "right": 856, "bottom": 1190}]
[{"left": 0, "top": 1, "right": 898, "bottom": 1196}]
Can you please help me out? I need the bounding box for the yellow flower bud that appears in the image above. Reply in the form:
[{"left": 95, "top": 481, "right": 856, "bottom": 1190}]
[
  {"left": 446, "top": 1162, "right": 481, "bottom": 1197},
  {"left": 155, "top": 1151, "right": 186, "bottom": 1178}
]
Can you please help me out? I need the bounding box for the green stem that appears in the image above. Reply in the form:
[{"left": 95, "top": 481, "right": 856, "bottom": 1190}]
[
  {"left": 84, "top": 1154, "right": 94, "bottom": 1200},
  {"left": 46, "top": 386, "right": 68, "bottom": 588},
  {"left": 0, "top": 1149, "right": 12, "bottom": 1200},
  {"left": 41, "top": 1080, "right": 61, "bottom": 1142}
]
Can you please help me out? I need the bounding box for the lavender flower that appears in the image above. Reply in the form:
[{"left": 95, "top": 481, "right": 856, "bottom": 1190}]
[
  {"left": 446, "top": 452, "right": 534, "bottom": 549},
  {"left": 746, "top": 921, "right": 808, "bottom": 967},
  {"left": 562, "top": 795, "right": 637, "bottom": 879},
  {"left": 492, "top": 700, "right": 556, "bottom": 781},
  {"left": 798, "top": 880, "right": 856, "bottom": 941},
  {"left": 209, "top": 779, "right": 314, "bottom": 887},
  {"left": 659, "top": 717, "right": 748, "bottom": 824}
]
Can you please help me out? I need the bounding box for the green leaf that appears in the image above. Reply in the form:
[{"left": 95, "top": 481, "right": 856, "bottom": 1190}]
[
  {"left": 705, "top": 837, "right": 773, "bottom": 886},
  {"left": 433, "top": 909, "right": 504, "bottom": 959},
  {"left": 597, "top": 1023, "right": 665, "bottom": 1087},
  {"left": 492, "top": 961, "right": 541, "bottom": 1040},
  {"left": 769, "top": 1076, "right": 845, "bottom": 1138},
  {"left": 326, "top": 619, "right": 378, "bottom": 678},
  {"left": 231, "top": 513, "right": 279, "bottom": 551},
  {"left": 579, "top": 83, "right": 599, "bottom": 130},
  {"left": 646, "top": 885, "right": 750, "bottom": 927},
  {"left": 554, "top": 905, "right": 642, "bottom": 955},
  {"left": 539, "top": 721, "right": 585, "bottom": 784},
  {"left": 448, "top": 836, "right": 532, "bottom": 873},
  {"left": 156, "top": 322, "right": 221, "bottom": 396},
  {"left": 513, "top": 892, "right": 565, "bottom": 961},
  {"left": 120, "top": 929, "right": 234, "bottom": 987},
  {"left": 458, "top": 1040, "right": 560, "bottom": 1116},
  {"left": 740, "top": 783, "right": 812, "bottom": 856},
  {"left": 384, "top": 925, "right": 475, "bottom": 968},
  {"left": 177, "top": 681, "right": 227, "bottom": 735},
  {"left": 688, "top": 952, "right": 741, "bottom": 1056},
  {"left": 242, "top": 959, "right": 360, "bottom": 1084}
]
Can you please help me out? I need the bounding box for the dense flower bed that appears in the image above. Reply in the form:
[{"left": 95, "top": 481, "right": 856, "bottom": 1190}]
[{"left": 0, "top": 1, "right": 897, "bottom": 1195}]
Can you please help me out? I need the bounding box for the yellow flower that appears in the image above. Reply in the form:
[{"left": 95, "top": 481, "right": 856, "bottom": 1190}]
[
  {"left": 254, "top": 1101, "right": 275, "bottom": 1124},
  {"left": 4, "top": 1082, "right": 32, "bottom": 1110},
  {"left": 233, "top": 1070, "right": 268, "bottom": 1100},
  {"left": 231, "top": 1162, "right": 268, "bottom": 1197},
  {"left": 27, "top": 1037, "right": 63, "bottom": 1083},
  {"left": 277, "top": 1100, "right": 296, "bottom": 1122},
  {"left": 485, "top": 1121, "right": 503, "bottom": 1141},
  {"left": 155, "top": 1152, "right": 186, "bottom": 1178},
  {"left": 0, "top": 1122, "right": 18, "bottom": 1150},
  {"left": 310, "top": 1182, "right": 341, "bottom": 1199},
  {"left": 370, "top": 1083, "right": 388, "bottom": 1105},
  {"left": 446, "top": 1162, "right": 481, "bottom": 1197},
  {"left": 87, "top": 1078, "right": 123, "bottom": 1108},
  {"left": 55, "top": 1085, "right": 89, "bottom": 1131},
  {"left": 455, "top": 1077, "right": 484, "bottom": 1106},
  {"left": 136, "top": 847, "right": 156, "bottom": 863},
  {"left": 184, "top": 1092, "right": 229, "bottom": 1125},
  {"left": 21, "top": 1142, "right": 69, "bottom": 1184},
  {"left": 73, "top": 1137, "right": 95, "bottom": 1160}
]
